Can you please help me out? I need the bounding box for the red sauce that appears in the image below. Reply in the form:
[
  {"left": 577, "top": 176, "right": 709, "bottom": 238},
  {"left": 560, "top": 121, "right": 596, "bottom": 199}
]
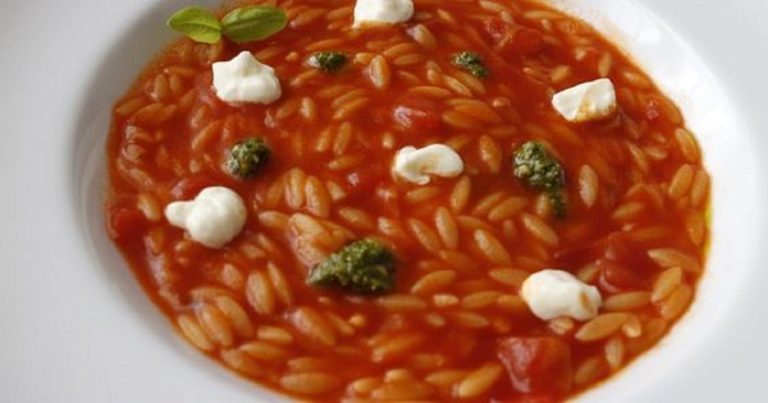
[{"left": 106, "top": 0, "right": 709, "bottom": 400}]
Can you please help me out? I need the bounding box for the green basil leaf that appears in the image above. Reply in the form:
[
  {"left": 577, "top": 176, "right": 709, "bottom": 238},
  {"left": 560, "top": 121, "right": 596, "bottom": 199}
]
[
  {"left": 167, "top": 6, "right": 222, "bottom": 44},
  {"left": 221, "top": 6, "right": 287, "bottom": 44}
]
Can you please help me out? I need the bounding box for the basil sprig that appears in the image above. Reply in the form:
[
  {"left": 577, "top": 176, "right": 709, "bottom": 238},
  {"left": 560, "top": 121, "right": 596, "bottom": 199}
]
[
  {"left": 167, "top": 6, "right": 222, "bottom": 44},
  {"left": 221, "top": 6, "right": 288, "bottom": 44},
  {"left": 167, "top": 5, "right": 287, "bottom": 44}
]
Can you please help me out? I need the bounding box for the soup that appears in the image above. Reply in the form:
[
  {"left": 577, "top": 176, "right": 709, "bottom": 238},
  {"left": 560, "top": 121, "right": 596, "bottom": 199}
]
[{"left": 105, "top": 0, "right": 709, "bottom": 400}]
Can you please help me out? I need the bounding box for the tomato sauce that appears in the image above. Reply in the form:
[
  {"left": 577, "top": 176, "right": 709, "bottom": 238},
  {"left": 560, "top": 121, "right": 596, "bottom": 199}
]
[{"left": 106, "top": 0, "right": 709, "bottom": 400}]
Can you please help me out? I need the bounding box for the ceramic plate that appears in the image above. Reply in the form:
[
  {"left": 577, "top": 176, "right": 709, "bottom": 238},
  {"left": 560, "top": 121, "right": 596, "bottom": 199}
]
[{"left": 1, "top": 0, "right": 767, "bottom": 401}]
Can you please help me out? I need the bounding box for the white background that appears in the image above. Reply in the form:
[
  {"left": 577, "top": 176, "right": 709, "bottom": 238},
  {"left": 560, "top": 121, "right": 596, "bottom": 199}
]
[{"left": 0, "top": 1, "right": 767, "bottom": 402}]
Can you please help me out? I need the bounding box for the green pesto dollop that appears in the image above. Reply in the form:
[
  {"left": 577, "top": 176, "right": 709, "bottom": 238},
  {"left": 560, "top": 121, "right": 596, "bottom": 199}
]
[
  {"left": 227, "top": 137, "right": 270, "bottom": 179},
  {"left": 513, "top": 141, "right": 567, "bottom": 218},
  {"left": 453, "top": 51, "right": 489, "bottom": 78},
  {"left": 309, "top": 51, "right": 349, "bottom": 73},
  {"left": 307, "top": 239, "right": 396, "bottom": 294}
]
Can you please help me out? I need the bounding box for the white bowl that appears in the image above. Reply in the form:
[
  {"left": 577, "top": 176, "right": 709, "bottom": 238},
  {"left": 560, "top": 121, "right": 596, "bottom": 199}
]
[{"left": 1, "top": 0, "right": 767, "bottom": 402}]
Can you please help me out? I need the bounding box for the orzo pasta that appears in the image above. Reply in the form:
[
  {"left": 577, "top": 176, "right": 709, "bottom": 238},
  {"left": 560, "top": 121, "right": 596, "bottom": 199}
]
[{"left": 106, "top": 0, "right": 709, "bottom": 401}]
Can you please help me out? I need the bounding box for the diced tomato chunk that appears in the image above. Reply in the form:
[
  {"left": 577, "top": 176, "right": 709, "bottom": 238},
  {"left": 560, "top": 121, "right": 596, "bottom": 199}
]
[
  {"left": 499, "top": 28, "right": 546, "bottom": 58},
  {"left": 492, "top": 396, "right": 558, "bottom": 403},
  {"left": 345, "top": 164, "right": 384, "bottom": 197},
  {"left": 644, "top": 100, "right": 662, "bottom": 122},
  {"left": 602, "top": 233, "right": 631, "bottom": 261},
  {"left": 393, "top": 97, "right": 442, "bottom": 132},
  {"left": 497, "top": 337, "right": 572, "bottom": 395},
  {"left": 107, "top": 206, "right": 146, "bottom": 240},
  {"left": 518, "top": 397, "right": 557, "bottom": 403},
  {"left": 482, "top": 17, "right": 546, "bottom": 58},
  {"left": 375, "top": 184, "right": 401, "bottom": 217},
  {"left": 598, "top": 259, "right": 641, "bottom": 293},
  {"left": 171, "top": 175, "right": 218, "bottom": 200},
  {"left": 484, "top": 17, "right": 509, "bottom": 43},
  {"left": 514, "top": 28, "right": 547, "bottom": 55}
]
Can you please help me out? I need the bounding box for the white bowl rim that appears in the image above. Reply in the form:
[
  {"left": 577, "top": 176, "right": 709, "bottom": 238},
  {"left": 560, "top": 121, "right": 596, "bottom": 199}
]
[{"left": 1, "top": 0, "right": 768, "bottom": 402}]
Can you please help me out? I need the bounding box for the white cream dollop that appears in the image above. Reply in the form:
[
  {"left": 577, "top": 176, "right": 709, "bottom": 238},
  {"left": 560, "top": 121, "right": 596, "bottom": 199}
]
[
  {"left": 164, "top": 187, "right": 247, "bottom": 249},
  {"left": 212, "top": 51, "right": 282, "bottom": 105},
  {"left": 393, "top": 144, "right": 464, "bottom": 185},
  {"left": 521, "top": 269, "right": 602, "bottom": 321},
  {"left": 552, "top": 78, "right": 617, "bottom": 122},
  {"left": 353, "top": 0, "right": 414, "bottom": 28}
]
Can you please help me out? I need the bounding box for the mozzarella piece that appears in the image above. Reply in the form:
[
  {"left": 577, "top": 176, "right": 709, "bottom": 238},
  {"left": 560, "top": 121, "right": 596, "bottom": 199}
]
[
  {"left": 393, "top": 144, "right": 464, "bottom": 185},
  {"left": 165, "top": 187, "right": 247, "bottom": 249},
  {"left": 212, "top": 51, "right": 282, "bottom": 105},
  {"left": 353, "top": 0, "right": 414, "bottom": 28},
  {"left": 521, "top": 269, "right": 602, "bottom": 321},
  {"left": 552, "top": 78, "right": 617, "bottom": 122}
]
